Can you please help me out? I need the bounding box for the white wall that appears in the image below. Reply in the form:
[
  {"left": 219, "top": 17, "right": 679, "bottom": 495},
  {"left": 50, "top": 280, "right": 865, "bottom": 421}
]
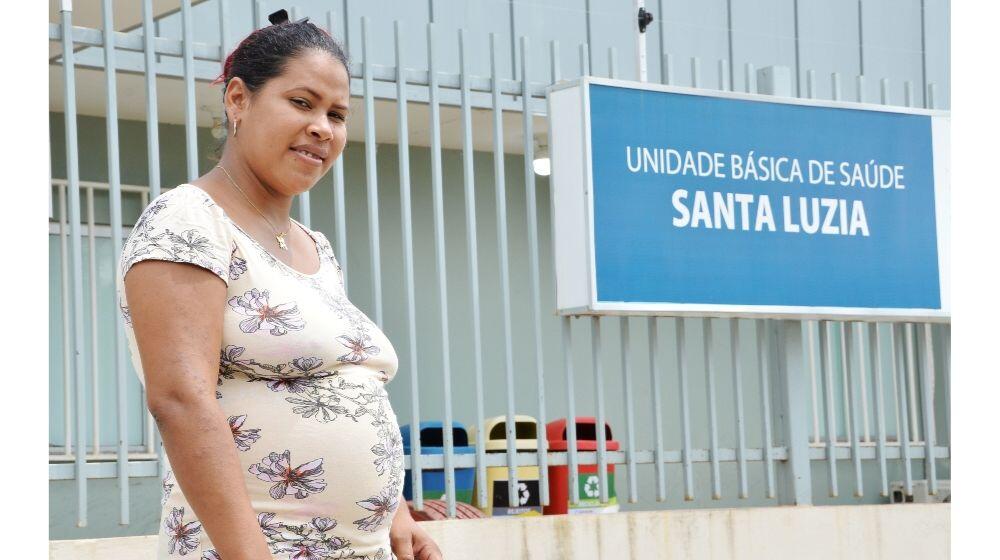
[{"left": 50, "top": 503, "right": 950, "bottom": 560}]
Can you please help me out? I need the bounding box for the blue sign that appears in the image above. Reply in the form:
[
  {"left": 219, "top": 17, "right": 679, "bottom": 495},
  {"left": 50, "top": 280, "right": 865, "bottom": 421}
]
[{"left": 578, "top": 82, "right": 948, "bottom": 318}]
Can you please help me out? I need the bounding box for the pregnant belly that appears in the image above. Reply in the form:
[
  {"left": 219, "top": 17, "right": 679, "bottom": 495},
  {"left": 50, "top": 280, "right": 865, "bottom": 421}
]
[{"left": 218, "top": 372, "right": 405, "bottom": 532}]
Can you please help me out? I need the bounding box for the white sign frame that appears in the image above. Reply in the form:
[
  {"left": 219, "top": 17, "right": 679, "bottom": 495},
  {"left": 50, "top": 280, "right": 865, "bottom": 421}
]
[{"left": 546, "top": 76, "right": 951, "bottom": 323}]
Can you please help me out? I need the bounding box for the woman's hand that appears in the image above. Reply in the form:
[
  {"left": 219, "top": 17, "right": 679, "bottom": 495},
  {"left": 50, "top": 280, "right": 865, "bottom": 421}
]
[{"left": 389, "top": 502, "right": 444, "bottom": 560}]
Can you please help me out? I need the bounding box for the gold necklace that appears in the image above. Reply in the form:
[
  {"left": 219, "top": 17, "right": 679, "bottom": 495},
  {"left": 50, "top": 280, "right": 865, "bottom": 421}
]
[{"left": 215, "top": 164, "right": 293, "bottom": 251}]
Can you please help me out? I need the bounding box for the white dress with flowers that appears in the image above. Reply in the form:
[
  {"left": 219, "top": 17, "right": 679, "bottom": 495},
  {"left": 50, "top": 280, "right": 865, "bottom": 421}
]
[{"left": 116, "top": 184, "right": 404, "bottom": 560}]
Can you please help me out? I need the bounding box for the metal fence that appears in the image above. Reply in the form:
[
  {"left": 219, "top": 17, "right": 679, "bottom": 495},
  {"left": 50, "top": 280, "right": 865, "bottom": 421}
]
[{"left": 49, "top": 0, "right": 950, "bottom": 529}]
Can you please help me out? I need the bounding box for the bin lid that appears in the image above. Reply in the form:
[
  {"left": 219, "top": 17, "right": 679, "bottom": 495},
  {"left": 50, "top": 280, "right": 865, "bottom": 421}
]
[
  {"left": 468, "top": 414, "right": 540, "bottom": 451},
  {"left": 400, "top": 421, "right": 472, "bottom": 453},
  {"left": 546, "top": 417, "right": 619, "bottom": 451}
]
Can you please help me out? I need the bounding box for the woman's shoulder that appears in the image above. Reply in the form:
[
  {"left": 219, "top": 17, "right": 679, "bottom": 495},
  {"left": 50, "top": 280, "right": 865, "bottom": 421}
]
[
  {"left": 132, "top": 184, "right": 230, "bottom": 236},
  {"left": 120, "top": 184, "right": 234, "bottom": 285},
  {"left": 147, "top": 183, "right": 221, "bottom": 215}
]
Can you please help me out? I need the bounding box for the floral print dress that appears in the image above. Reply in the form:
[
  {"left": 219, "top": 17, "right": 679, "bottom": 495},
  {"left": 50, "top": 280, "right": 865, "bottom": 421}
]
[{"left": 116, "top": 184, "right": 404, "bottom": 560}]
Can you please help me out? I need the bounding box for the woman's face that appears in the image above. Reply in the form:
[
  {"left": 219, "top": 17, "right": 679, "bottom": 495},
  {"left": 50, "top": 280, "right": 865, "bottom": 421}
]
[{"left": 226, "top": 48, "right": 350, "bottom": 196}]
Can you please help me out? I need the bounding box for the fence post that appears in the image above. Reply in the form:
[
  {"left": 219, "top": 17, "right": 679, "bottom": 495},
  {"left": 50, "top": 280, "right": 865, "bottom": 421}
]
[{"left": 770, "top": 319, "right": 813, "bottom": 505}]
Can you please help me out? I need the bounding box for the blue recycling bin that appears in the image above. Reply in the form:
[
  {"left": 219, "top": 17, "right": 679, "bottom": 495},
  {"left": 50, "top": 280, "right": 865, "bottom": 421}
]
[{"left": 400, "top": 421, "right": 476, "bottom": 504}]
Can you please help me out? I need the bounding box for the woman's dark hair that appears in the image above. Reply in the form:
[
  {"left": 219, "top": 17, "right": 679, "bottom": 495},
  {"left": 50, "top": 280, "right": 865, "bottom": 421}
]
[{"left": 210, "top": 9, "right": 350, "bottom": 158}]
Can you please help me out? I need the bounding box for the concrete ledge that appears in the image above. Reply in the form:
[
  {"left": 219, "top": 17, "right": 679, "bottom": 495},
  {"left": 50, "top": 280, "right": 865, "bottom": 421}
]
[{"left": 50, "top": 504, "right": 949, "bottom": 560}]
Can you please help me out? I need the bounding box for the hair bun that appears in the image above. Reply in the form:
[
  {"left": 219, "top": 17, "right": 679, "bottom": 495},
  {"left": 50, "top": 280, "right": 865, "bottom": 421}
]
[
  {"left": 268, "top": 8, "right": 310, "bottom": 26},
  {"left": 267, "top": 9, "right": 289, "bottom": 25}
]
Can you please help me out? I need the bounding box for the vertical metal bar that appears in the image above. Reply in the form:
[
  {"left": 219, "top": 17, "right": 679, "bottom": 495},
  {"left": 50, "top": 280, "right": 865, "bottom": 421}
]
[
  {"left": 857, "top": 75, "right": 866, "bottom": 103},
  {"left": 328, "top": 10, "right": 347, "bottom": 295},
  {"left": 871, "top": 323, "right": 890, "bottom": 497},
  {"left": 859, "top": 326, "right": 873, "bottom": 446},
  {"left": 61, "top": 0, "right": 89, "bottom": 526},
  {"left": 904, "top": 80, "right": 915, "bottom": 108},
  {"left": 562, "top": 317, "right": 580, "bottom": 505},
  {"left": 892, "top": 324, "right": 913, "bottom": 495},
  {"left": 332, "top": 150, "right": 347, "bottom": 292},
  {"left": 47, "top": 145, "right": 52, "bottom": 244},
  {"left": 394, "top": 20, "right": 423, "bottom": 510},
  {"left": 491, "top": 32, "right": 519, "bottom": 506},
  {"left": 905, "top": 323, "right": 921, "bottom": 442},
  {"left": 718, "top": 59, "right": 730, "bottom": 91},
  {"left": 508, "top": 0, "right": 518, "bottom": 81},
  {"left": 59, "top": 185, "right": 73, "bottom": 457},
  {"left": 146, "top": 413, "right": 155, "bottom": 455},
  {"left": 806, "top": 69, "right": 816, "bottom": 99},
  {"left": 648, "top": 318, "right": 666, "bottom": 501},
  {"left": 921, "top": 324, "right": 939, "bottom": 494},
  {"left": 858, "top": 0, "right": 865, "bottom": 75},
  {"left": 636, "top": 0, "right": 650, "bottom": 82},
  {"left": 326, "top": 11, "right": 350, "bottom": 294},
  {"left": 792, "top": 0, "right": 802, "bottom": 96},
  {"left": 142, "top": 0, "right": 161, "bottom": 200},
  {"left": 154, "top": 426, "right": 166, "bottom": 481},
  {"left": 620, "top": 319, "right": 638, "bottom": 503},
  {"left": 458, "top": 28, "right": 487, "bottom": 510},
  {"left": 580, "top": 43, "right": 590, "bottom": 77},
  {"left": 928, "top": 83, "right": 937, "bottom": 109},
  {"left": 943, "top": 324, "right": 950, "bottom": 438},
  {"left": 775, "top": 320, "right": 813, "bottom": 505},
  {"left": 888, "top": 325, "right": 903, "bottom": 443},
  {"left": 288, "top": 6, "right": 310, "bottom": 228},
  {"left": 919, "top": 0, "right": 927, "bottom": 107},
  {"left": 837, "top": 323, "right": 854, "bottom": 446},
  {"left": 101, "top": 0, "right": 130, "bottom": 521},
  {"left": 662, "top": 53, "right": 674, "bottom": 85},
  {"left": 702, "top": 319, "right": 721, "bottom": 499},
  {"left": 219, "top": 0, "right": 230, "bottom": 54},
  {"left": 880, "top": 77, "right": 890, "bottom": 105},
  {"left": 756, "top": 319, "right": 776, "bottom": 498},
  {"left": 820, "top": 321, "right": 839, "bottom": 497},
  {"left": 426, "top": 22, "right": 457, "bottom": 518},
  {"left": 297, "top": 192, "right": 310, "bottom": 228},
  {"left": 690, "top": 56, "right": 701, "bottom": 88},
  {"left": 550, "top": 40, "right": 561, "bottom": 84},
  {"left": 807, "top": 319, "right": 821, "bottom": 444},
  {"left": 86, "top": 187, "right": 100, "bottom": 456},
  {"left": 548, "top": 40, "right": 564, "bottom": 505},
  {"left": 729, "top": 319, "right": 748, "bottom": 498},
  {"left": 520, "top": 35, "right": 549, "bottom": 506},
  {"left": 608, "top": 47, "right": 618, "bottom": 79},
  {"left": 591, "top": 317, "right": 610, "bottom": 503},
  {"left": 676, "top": 318, "right": 694, "bottom": 500},
  {"left": 254, "top": 0, "right": 267, "bottom": 29},
  {"left": 339, "top": 0, "right": 350, "bottom": 52},
  {"left": 361, "top": 17, "right": 383, "bottom": 326},
  {"left": 584, "top": 0, "right": 593, "bottom": 73},
  {"left": 181, "top": 0, "right": 198, "bottom": 181},
  {"left": 831, "top": 72, "right": 842, "bottom": 101},
  {"left": 744, "top": 62, "right": 755, "bottom": 94},
  {"left": 846, "top": 323, "right": 864, "bottom": 497}
]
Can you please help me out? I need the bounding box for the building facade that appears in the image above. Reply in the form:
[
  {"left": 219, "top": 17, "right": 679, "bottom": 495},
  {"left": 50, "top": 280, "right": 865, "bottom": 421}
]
[{"left": 49, "top": 0, "right": 951, "bottom": 540}]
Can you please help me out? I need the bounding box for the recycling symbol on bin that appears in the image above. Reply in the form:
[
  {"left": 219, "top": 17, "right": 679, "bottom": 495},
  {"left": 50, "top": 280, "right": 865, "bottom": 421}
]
[
  {"left": 584, "top": 475, "right": 600, "bottom": 498},
  {"left": 518, "top": 482, "right": 531, "bottom": 506}
]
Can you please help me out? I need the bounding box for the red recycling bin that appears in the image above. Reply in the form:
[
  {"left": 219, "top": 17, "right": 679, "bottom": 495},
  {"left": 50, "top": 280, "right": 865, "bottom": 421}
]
[{"left": 545, "top": 417, "right": 620, "bottom": 515}]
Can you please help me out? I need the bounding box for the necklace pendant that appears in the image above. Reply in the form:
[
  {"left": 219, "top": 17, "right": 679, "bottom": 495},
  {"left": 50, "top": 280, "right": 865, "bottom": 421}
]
[{"left": 276, "top": 233, "right": 289, "bottom": 250}]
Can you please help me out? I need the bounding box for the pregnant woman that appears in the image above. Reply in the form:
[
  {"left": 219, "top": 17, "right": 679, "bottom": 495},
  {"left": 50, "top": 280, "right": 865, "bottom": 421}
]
[{"left": 117, "top": 9, "right": 442, "bottom": 560}]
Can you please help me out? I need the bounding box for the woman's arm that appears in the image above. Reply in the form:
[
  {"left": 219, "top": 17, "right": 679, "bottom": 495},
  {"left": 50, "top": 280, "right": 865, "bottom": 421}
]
[{"left": 126, "top": 259, "right": 272, "bottom": 560}]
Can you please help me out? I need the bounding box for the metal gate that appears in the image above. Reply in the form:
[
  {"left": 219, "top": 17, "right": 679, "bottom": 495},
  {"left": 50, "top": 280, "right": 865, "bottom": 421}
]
[{"left": 49, "top": 0, "right": 950, "bottom": 530}]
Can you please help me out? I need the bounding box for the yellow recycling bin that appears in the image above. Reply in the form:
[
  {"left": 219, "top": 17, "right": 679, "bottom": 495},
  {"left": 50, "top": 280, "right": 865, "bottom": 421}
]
[{"left": 468, "top": 414, "right": 544, "bottom": 517}]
